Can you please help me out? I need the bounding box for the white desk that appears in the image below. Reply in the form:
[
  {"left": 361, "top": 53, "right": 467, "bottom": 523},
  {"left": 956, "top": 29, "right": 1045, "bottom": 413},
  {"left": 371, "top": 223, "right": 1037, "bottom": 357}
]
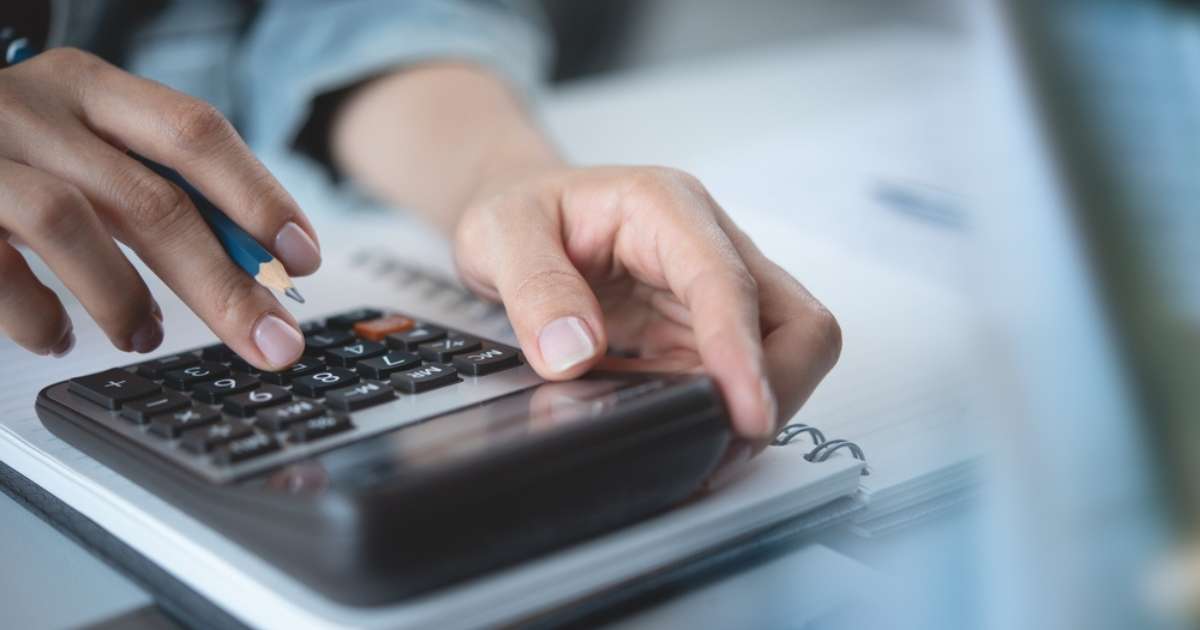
[{"left": 0, "top": 25, "right": 980, "bottom": 629}]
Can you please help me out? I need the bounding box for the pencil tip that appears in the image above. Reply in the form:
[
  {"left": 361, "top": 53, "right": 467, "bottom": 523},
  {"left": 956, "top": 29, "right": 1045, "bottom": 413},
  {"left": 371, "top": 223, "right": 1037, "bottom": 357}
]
[{"left": 285, "top": 287, "right": 306, "bottom": 304}]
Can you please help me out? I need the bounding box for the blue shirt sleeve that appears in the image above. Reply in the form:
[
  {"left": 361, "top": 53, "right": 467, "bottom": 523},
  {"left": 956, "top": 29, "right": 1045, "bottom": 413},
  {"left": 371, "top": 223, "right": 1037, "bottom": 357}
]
[{"left": 234, "top": 0, "right": 552, "bottom": 162}]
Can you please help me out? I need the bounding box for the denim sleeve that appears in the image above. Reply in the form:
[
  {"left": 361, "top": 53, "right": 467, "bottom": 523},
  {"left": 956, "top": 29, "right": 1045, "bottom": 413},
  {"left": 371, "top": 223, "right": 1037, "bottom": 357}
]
[{"left": 235, "top": 0, "right": 551, "bottom": 161}]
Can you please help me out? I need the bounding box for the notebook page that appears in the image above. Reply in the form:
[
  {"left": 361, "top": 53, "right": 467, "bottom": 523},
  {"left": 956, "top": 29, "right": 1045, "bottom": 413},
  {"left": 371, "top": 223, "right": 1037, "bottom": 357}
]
[{"left": 730, "top": 209, "right": 987, "bottom": 507}]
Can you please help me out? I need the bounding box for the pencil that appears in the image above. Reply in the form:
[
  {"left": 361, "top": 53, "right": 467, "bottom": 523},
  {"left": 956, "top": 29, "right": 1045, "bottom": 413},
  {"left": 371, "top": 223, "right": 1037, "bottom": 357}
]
[{"left": 130, "top": 153, "right": 305, "bottom": 304}]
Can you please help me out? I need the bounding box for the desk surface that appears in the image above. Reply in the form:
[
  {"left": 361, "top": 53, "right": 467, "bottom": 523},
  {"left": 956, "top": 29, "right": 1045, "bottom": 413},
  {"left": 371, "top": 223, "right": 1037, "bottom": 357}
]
[{"left": 0, "top": 24, "right": 976, "bottom": 629}]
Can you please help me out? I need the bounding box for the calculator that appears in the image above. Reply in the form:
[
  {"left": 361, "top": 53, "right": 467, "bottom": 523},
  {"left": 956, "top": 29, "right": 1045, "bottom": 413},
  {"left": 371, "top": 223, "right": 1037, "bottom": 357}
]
[{"left": 36, "top": 307, "right": 731, "bottom": 605}]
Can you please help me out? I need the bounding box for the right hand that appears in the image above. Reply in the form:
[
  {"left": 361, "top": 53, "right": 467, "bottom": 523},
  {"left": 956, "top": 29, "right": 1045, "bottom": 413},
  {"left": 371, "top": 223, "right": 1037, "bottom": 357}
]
[{"left": 0, "top": 48, "right": 321, "bottom": 368}]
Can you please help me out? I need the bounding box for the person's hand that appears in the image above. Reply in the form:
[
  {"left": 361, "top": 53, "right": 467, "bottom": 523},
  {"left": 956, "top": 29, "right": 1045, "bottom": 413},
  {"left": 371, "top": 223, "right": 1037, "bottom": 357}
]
[
  {"left": 454, "top": 165, "right": 841, "bottom": 442},
  {"left": 0, "top": 48, "right": 320, "bottom": 368}
]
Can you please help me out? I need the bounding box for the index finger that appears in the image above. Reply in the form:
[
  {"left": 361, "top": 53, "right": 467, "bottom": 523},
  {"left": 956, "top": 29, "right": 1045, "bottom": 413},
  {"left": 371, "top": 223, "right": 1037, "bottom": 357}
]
[{"left": 74, "top": 56, "right": 321, "bottom": 276}]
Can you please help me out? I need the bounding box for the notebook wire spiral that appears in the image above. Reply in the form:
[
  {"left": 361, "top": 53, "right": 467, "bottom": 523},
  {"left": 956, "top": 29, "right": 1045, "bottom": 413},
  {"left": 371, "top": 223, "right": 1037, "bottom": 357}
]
[{"left": 773, "top": 423, "right": 869, "bottom": 475}]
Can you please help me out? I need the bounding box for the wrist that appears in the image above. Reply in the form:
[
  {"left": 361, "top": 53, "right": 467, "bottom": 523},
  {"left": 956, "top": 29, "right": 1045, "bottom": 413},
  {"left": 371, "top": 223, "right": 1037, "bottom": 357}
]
[
  {"left": 462, "top": 129, "right": 566, "bottom": 213},
  {"left": 330, "top": 63, "right": 566, "bottom": 235}
]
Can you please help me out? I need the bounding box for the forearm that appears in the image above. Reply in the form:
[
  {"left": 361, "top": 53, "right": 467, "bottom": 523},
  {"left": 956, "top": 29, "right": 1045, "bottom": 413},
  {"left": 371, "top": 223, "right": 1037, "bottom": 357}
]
[{"left": 330, "top": 63, "right": 562, "bottom": 234}]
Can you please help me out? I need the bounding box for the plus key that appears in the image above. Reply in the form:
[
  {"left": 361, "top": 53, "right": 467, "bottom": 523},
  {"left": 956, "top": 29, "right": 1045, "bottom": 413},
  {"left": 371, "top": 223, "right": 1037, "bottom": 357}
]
[{"left": 69, "top": 368, "right": 161, "bottom": 409}]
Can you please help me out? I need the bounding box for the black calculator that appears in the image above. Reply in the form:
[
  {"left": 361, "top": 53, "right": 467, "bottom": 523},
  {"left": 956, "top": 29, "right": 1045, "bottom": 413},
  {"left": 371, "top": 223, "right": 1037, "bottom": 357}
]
[{"left": 36, "top": 307, "right": 731, "bottom": 605}]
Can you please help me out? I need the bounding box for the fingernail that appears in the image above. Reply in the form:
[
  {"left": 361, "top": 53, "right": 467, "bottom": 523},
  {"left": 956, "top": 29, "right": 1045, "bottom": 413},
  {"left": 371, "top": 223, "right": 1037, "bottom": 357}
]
[
  {"left": 151, "top": 299, "right": 163, "bottom": 323},
  {"left": 253, "top": 313, "right": 304, "bottom": 368},
  {"left": 759, "top": 377, "right": 778, "bottom": 439},
  {"left": 131, "top": 318, "right": 163, "bottom": 353},
  {"left": 538, "top": 316, "right": 596, "bottom": 373},
  {"left": 273, "top": 222, "right": 321, "bottom": 276},
  {"left": 51, "top": 330, "right": 75, "bottom": 358}
]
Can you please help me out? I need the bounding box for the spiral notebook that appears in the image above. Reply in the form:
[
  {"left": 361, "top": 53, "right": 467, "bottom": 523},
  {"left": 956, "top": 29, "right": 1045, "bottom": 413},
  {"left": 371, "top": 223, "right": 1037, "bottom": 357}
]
[{"left": 0, "top": 213, "right": 869, "bottom": 629}]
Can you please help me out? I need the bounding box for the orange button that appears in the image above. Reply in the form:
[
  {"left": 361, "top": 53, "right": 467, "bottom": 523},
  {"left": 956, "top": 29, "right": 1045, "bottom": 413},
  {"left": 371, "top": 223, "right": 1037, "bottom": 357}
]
[{"left": 353, "top": 314, "right": 414, "bottom": 341}]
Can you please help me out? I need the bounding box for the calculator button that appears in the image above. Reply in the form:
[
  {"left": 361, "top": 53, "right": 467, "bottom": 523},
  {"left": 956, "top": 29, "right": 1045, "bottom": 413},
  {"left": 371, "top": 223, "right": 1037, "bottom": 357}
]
[
  {"left": 391, "top": 364, "right": 459, "bottom": 393},
  {"left": 228, "top": 356, "right": 261, "bottom": 374},
  {"left": 135, "top": 354, "right": 200, "bottom": 379},
  {"left": 452, "top": 346, "right": 521, "bottom": 376},
  {"left": 385, "top": 325, "right": 445, "bottom": 351},
  {"left": 212, "top": 433, "right": 280, "bottom": 465},
  {"left": 325, "top": 308, "right": 383, "bottom": 329},
  {"left": 417, "top": 335, "right": 481, "bottom": 363},
  {"left": 163, "top": 362, "right": 230, "bottom": 390},
  {"left": 199, "top": 344, "right": 234, "bottom": 362},
  {"left": 291, "top": 368, "right": 359, "bottom": 398},
  {"left": 257, "top": 400, "right": 325, "bottom": 431},
  {"left": 355, "top": 351, "right": 420, "bottom": 380},
  {"left": 148, "top": 406, "right": 222, "bottom": 438},
  {"left": 258, "top": 357, "right": 324, "bottom": 385},
  {"left": 325, "top": 381, "right": 395, "bottom": 411},
  {"left": 299, "top": 320, "right": 325, "bottom": 335},
  {"left": 304, "top": 330, "right": 354, "bottom": 356},
  {"left": 324, "top": 340, "right": 386, "bottom": 367},
  {"left": 191, "top": 375, "right": 261, "bottom": 403},
  {"left": 353, "top": 314, "right": 414, "bottom": 341},
  {"left": 119, "top": 390, "right": 190, "bottom": 424},
  {"left": 288, "top": 415, "right": 353, "bottom": 443},
  {"left": 69, "top": 369, "right": 161, "bottom": 409},
  {"left": 222, "top": 385, "right": 292, "bottom": 417},
  {"left": 180, "top": 420, "right": 254, "bottom": 454}
]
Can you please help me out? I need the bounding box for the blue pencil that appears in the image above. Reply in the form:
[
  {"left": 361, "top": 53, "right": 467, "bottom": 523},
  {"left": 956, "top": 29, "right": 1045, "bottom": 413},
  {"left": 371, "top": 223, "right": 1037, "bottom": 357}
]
[{"left": 131, "top": 154, "right": 305, "bottom": 304}]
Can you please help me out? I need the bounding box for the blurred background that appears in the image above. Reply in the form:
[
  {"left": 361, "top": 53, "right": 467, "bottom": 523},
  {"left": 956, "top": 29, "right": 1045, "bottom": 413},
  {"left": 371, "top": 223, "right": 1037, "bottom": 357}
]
[
  {"left": 531, "top": 1, "right": 1200, "bottom": 628},
  {"left": 3, "top": 1, "right": 1198, "bottom": 628}
]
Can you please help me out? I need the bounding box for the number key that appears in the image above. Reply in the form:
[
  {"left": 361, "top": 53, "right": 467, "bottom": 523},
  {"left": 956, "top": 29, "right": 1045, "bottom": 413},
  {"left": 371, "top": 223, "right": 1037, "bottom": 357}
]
[
  {"left": 325, "top": 340, "right": 386, "bottom": 367},
  {"left": 291, "top": 368, "right": 359, "bottom": 398},
  {"left": 163, "top": 362, "right": 230, "bottom": 390},
  {"left": 191, "top": 375, "right": 261, "bottom": 403},
  {"left": 259, "top": 357, "right": 324, "bottom": 385},
  {"left": 222, "top": 385, "right": 292, "bottom": 417},
  {"left": 355, "top": 351, "right": 420, "bottom": 380}
]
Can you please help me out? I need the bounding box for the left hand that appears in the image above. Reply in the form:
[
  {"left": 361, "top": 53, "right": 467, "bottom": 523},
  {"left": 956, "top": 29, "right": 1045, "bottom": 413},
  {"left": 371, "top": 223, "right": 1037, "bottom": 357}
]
[{"left": 453, "top": 165, "right": 841, "bottom": 442}]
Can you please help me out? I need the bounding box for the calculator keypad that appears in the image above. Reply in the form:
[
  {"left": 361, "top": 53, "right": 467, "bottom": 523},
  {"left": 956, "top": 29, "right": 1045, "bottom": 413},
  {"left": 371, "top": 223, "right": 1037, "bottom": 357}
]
[{"left": 51, "top": 308, "right": 532, "bottom": 483}]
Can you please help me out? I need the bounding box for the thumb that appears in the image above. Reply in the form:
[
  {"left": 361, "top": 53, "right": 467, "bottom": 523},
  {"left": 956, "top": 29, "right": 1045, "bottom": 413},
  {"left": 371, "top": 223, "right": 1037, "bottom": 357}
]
[{"left": 457, "top": 210, "right": 607, "bottom": 379}]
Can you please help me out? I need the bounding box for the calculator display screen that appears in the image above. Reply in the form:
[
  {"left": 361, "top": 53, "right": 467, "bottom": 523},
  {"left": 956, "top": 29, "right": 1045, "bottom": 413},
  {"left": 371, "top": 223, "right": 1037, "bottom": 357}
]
[{"left": 257, "top": 375, "right": 678, "bottom": 495}]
